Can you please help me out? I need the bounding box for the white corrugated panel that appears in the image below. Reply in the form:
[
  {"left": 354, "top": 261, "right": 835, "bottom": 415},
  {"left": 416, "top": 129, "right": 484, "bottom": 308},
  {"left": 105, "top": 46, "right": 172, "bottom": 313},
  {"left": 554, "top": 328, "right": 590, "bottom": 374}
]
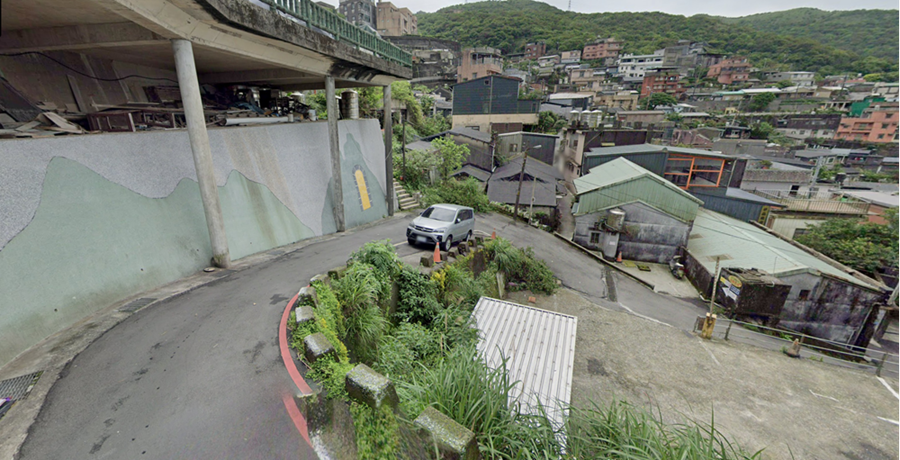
[{"left": 472, "top": 297, "right": 578, "bottom": 432}]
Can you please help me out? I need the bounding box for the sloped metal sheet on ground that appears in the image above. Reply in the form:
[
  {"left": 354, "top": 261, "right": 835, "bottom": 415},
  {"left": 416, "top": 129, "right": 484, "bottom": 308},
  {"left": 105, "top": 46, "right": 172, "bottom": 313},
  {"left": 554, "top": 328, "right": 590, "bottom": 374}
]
[
  {"left": 472, "top": 297, "right": 577, "bottom": 431},
  {"left": 0, "top": 371, "right": 41, "bottom": 402}
]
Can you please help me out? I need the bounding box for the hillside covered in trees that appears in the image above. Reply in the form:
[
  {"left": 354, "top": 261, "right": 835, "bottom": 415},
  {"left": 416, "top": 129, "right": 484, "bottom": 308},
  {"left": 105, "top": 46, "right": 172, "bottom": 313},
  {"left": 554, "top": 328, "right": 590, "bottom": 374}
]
[
  {"left": 416, "top": 0, "right": 898, "bottom": 75},
  {"left": 716, "top": 8, "right": 898, "bottom": 62}
]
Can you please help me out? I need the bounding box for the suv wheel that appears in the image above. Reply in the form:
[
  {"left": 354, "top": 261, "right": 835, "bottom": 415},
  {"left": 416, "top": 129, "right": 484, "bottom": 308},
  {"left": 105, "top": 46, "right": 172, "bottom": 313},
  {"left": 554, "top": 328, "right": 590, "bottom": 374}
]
[{"left": 440, "top": 235, "right": 452, "bottom": 251}]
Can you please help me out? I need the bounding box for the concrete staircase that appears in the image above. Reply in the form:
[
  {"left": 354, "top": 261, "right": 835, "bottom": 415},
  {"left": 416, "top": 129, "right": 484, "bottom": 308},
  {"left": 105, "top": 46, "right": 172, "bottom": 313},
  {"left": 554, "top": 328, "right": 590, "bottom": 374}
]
[{"left": 394, "top": 182, "right": 420, "bottom": 210}]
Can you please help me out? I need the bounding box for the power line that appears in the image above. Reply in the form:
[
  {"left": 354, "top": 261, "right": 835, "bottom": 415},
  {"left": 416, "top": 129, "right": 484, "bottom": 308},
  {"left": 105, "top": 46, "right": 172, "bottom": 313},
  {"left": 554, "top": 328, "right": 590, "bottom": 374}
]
[{"left": 0, "top": 51, "right": 180, "bottom": 83}]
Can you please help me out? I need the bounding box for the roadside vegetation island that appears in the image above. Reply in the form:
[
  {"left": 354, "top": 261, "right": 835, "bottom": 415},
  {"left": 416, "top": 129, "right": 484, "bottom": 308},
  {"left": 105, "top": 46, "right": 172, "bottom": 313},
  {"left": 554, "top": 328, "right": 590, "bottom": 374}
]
[{"left": 287, "top": 239, "right": 765, "bottom": 459}]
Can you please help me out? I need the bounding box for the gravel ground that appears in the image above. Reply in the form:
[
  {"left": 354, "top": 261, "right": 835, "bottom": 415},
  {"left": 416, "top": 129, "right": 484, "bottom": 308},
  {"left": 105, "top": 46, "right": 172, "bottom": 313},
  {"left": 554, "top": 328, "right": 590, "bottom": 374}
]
[{"left": 506, "top": 289, "right": 900, "bottom": 460}]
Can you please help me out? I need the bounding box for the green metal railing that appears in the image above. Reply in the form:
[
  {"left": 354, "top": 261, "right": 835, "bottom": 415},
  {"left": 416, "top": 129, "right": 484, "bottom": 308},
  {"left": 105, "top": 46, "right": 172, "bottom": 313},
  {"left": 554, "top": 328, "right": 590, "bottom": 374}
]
[{"left": 266, "top": 0, "right": 412, "bottom": 68}]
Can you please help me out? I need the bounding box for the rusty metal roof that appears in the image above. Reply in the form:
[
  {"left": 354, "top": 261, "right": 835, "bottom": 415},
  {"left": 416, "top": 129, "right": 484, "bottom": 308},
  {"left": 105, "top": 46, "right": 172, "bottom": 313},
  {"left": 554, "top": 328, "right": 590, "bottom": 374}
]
[{"left": 472, "top": 297, "right": 578, "bottom": 431}]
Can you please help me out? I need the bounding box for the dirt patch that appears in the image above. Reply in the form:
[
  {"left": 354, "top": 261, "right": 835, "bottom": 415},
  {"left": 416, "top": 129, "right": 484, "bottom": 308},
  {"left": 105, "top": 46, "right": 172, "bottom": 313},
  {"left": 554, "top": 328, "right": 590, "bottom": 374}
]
[{"left": 506, "top": 289, "right": 900, "bottom": 460}]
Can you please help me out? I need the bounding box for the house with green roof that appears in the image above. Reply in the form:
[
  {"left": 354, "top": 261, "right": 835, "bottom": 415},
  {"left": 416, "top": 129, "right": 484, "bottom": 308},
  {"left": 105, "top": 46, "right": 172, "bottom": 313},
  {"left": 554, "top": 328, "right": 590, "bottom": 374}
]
[
  {"left": 572, "top": 158, "right": 703, "bottom": 263},
  {"left": 685, "top": 208, "right": 887, "bottom": 349}
]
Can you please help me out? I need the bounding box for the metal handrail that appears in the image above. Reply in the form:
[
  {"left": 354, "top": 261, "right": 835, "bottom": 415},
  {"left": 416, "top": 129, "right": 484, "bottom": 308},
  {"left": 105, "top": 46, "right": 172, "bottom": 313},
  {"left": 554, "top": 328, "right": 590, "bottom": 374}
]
[
  {"left": 699, "top": 317, "right": 899, "bottom": 377},
  {"left": 265, "top": 0, "right": 412, "bottom": 68}
]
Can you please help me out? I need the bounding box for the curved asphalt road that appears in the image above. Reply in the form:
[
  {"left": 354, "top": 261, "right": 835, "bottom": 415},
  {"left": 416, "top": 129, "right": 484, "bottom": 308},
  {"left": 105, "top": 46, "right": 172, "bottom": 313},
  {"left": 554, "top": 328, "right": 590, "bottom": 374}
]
[{"left": 17, "top": 212, "right": 705, "bottom": 459}]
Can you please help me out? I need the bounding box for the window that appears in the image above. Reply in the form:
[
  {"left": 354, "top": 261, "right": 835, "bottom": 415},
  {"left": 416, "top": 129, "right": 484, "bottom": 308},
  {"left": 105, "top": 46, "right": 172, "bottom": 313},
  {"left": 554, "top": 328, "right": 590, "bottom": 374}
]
[
  {"left": 510, "top": 143, "right": 518, "bottom": 152},
  {"left": 883, "top": 123, "right": 890, "bottom": 129},
  {"left": 467, "top": 126, "right": 480, "bottom": 131},
  {"left": 590, "top": 232, "right": 600, "bottom": 244},
  {"left": 798, "top": 289, "right": 811, "bottom": 301},
  {"left": 878, "top": 134, "right": 885, "bottom": 139},
  {"left": 887, "top": 112, "right": 894, "bottom": 119}
]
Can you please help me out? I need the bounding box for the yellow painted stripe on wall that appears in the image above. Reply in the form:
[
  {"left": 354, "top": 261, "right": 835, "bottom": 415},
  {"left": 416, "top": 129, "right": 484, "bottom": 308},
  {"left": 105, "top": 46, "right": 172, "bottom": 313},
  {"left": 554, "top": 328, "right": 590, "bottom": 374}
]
[{"left": 355, "top": 169, "right": 371, "bottom": 210}]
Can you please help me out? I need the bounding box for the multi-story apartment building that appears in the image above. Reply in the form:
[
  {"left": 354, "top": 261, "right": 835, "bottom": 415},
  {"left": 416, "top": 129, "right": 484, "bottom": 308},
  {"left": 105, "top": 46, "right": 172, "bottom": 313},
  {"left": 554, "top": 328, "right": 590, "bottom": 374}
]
[
  {"left": 640, "top": 69, "right": 685, "bottom": 98},
  {"left": 595, "top": 91, "right": 639, "bottom": 111},
  {"left": 835, "top": 102, "right": 899, "bottom": 144},
  {"left": 617, "top": 51, "right": 664, "bottom": 82},
  {"left": 568, "top": 67, "right": 606, "bottom": 92},
  {"left": 339, "top": 0, "right": 376, "bottom": 31},
  {"left": 707, "top": 57, "right": 751, "bottom": 85},
  {"left": 524, "top": 42, "right": 546, "bottom": 60},
  {"left": 457, "top": 47, "right": 503, "bottom": 82},
  {"left": 560, "top": 50, "right": 582, "bottom": 65},
  {"left": 763, "top": 71, "right": 816, "bottom": 87},
  {"left": 582, "top": 38, "right": 622, "bottom": 62},
  {"left": 451, "top": 75, "right": 540, "bottom": 132},
  {"left": 376, "top": 1, "right": 417, "bottom": 36},
  {"left": 774, "top": 114, "right": 842, "bottom": 141}
]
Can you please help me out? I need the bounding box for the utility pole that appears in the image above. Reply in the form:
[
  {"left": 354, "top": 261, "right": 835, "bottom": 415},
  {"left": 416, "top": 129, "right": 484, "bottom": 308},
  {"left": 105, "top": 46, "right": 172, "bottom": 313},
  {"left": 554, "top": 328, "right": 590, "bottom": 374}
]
[
  {"left": 383, "top": 84, "right": 393, "bottom": 216},
  {"left": 528, "top": 174, "right": 537, "bottom": 222},
  {"left": 400, "top": 111, "right": 407, "bottom": 181},
  {"left": 709, "top": 256, "right": 721, "bottom": 313},
  {"left": 513, "top": 154, "right": 528, "bottom": 224}
]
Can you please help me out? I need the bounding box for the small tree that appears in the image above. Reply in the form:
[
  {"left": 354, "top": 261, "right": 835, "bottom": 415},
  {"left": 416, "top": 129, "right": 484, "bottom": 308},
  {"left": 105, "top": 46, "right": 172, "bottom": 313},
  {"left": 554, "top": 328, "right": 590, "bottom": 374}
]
[
  {"left": 750, "top": 121, "right": 774, "bottom": 139},
  {"left": 795, "top": 208, "right": 899, "bottom": 276},
  {"left": 430, "top": 137, "right": 468, "bottom": 179},
  {"left": 774, "top": 80, "right": 794, "bottom": 89},
  {"left": 748, "top": 92, "right": 776, "bottom": 112},
  {"left": 535, "top": 111, "right": 567, "bottom": 134},
  {"left": 639, "top": 93, "right": 678, "bottom": 110}
]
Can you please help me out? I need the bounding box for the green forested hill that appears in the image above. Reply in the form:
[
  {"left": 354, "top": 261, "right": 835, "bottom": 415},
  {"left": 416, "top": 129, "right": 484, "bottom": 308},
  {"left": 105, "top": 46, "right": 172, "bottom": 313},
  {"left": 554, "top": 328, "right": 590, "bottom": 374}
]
[
  {"left": 416, "top": 0, "right": 897, "bottom": 75},
  {"left": 717, "top": 8, "right": 898, "bottom": 61}
]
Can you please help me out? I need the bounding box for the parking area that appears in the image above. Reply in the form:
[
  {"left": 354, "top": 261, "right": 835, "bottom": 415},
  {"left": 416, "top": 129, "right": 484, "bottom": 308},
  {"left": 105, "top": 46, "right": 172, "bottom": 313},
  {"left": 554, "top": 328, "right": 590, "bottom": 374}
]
[{"left": 507, "top": 288, "right": 900, "bottom": 460}]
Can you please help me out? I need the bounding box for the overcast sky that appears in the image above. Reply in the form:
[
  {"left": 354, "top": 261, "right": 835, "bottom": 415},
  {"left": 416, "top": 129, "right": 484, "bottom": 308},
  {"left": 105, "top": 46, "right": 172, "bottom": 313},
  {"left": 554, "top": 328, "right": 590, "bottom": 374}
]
[{"left": 348, "top": 0, "right": 898, "bottom": 18}]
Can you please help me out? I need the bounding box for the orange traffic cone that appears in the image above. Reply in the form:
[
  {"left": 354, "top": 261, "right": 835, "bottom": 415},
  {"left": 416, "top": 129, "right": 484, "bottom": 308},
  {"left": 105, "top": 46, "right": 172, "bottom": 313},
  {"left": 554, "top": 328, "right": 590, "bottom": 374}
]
[
  {"left": 433, "top": 244, "right": 441, "bottom": 263},
  {"left": 491, "top": 231, "right": 496, "bottom": 239},
  {"left": 616, "top": 251, "right": 623, "bottom": 263}
]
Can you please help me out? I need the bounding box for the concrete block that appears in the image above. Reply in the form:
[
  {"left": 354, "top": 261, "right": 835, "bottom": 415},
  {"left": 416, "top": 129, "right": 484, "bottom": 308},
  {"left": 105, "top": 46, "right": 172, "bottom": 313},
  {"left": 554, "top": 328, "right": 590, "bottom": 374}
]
[
  {"left": 310, "top": 273, "right": 329, "bottom": 285},
  {"left": 447, "top": 248, "right": 459, "bottom": 259},
  {"left": 295, "top": 306, "right": 315, "bottom": 325},
  {"left": 470, "top": 250, "right": 486, "bottom": 277},
  {"left": 458, "top": 243, "right": 469, "bottom": 256},
  {"left": 420, "top": 255, "right": 434, "bottom": 268},
  {"left": 440, "top": 250, "right": 449, "bottom": 261},
  {"left": 474, "top": 235, "right": 485, "bottom": 244},
  {"left": 303, "top": 333, "right": 335, "bottom": 364},
  {"left": 414, "top": 406, "right": 479, "bottom": 460},
  {"left": 345, "top": 364, "right": 398, "bottom": 410},
  {"left": 327, "top": 265, "right": 347, "bottom": 280},
  {"left": 297, "top": 286, "right": 318, "bottom": 307}
]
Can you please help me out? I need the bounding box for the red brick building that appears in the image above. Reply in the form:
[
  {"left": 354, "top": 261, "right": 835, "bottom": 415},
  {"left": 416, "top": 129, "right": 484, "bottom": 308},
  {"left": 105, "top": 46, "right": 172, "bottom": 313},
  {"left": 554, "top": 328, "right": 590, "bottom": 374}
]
[
  {"left": 640, "top": 69, "right": 685, "bottom": 98},
  {"left": 524, "top": 42, "right": 546, "bottom": 61},
  {"left": 835, "top": 102, "right": 899, "bottom": 144},
  {"left": 707, "top": 57, "right": 751, "bottom": 85},
  {"left": 582, "top": 38, "right": 621, "bottom": 61}
]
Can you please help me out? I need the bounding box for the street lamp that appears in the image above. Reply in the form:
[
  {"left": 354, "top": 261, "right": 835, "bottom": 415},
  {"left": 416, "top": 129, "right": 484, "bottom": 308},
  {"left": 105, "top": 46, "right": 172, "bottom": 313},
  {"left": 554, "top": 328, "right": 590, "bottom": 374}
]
[{"left": 513, "top": 144, "right": 542, "bottom": 224}]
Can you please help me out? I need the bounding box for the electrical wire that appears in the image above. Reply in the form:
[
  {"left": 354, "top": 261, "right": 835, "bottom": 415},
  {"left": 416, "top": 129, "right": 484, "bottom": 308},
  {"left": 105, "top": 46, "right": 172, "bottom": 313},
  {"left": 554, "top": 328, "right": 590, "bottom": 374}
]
[{"left": 0, "top": 51, "right": 180, "bottom": 83}]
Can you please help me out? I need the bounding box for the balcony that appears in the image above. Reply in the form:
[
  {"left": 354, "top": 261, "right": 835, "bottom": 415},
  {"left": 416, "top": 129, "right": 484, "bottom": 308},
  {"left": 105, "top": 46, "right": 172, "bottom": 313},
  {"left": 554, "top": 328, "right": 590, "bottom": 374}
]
[{"left": 751, "top": 190, "right": 870, "bottom": 215}]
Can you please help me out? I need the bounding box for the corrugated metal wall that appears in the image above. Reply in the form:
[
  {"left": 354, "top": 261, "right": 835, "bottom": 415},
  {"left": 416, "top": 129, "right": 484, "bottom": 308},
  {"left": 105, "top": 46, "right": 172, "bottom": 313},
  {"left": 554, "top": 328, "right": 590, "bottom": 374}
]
[
  {"left": 690, "top": 192, "right": 765, "bottom": 223},
  {"left": 453, "top": 77, "right": 521, "bottom": 115},
  {"left": 582, "top": 152, "right": 667, "bottom": 175},
  {"left": 576, "top": 176, "right": 700, "bottom": 222}
]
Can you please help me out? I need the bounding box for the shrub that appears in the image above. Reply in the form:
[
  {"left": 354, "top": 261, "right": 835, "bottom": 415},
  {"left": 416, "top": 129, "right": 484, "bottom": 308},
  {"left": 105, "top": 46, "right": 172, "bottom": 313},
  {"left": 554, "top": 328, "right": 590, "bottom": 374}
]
[
  {"left": 421, "top": 178, "right": 491, "bottom": 212},
  {"left": 483, "top": 238, "right": 557, "bottom": 295},
  {"left": 346, "top": 304, "right": 388, "bottom": 364},
  {"left": 348, "top": 240, "right": 401, "bottom": 280},
  {"left": 306, "top": 354, "right": 354, "bottom": 401},
  {"left": 332, "top": 263, "right": 390, "bottom": 363},
  {"left": 351, "top": 402, "right": 400, "bottom": 459},
  {"left": 395, "top": 265, "right": 442, "bottom": 326},
  {"left": 374, "top": 322, "right": 440, "bottom": 379}
]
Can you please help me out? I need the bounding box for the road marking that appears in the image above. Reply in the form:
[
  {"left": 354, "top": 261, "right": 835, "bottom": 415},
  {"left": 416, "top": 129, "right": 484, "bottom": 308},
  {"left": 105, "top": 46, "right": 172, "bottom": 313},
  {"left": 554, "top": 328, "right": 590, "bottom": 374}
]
[
  {"left": 619, "top": 302, "right": 672, "bottom": 327},
  {"left": 278, "top": 292, "right": 311, "bottom": 395},
  {"left": 878, "top": 377, "right": 899, "bottom": 400},
  {"left": 877, "top": 416, "right": 899, "bottom": 425},
  {"left": 392, "top": 241, "right": 406, "bottom": 247},
  {"left": 809, "top": 390, "right": 839, "bottom": 402},
  {"left": 282, "top": 392, "right": 311, "bottom": 446},
  {"left": 698, "top": 340, "right": 721, "bottom": 367}
]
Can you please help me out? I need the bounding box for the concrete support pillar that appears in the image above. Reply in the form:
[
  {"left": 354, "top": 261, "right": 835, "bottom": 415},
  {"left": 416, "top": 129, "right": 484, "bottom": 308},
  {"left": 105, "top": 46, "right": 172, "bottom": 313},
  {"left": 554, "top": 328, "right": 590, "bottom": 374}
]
[
  {"left": 383, "top": 85, "right": 394, "bottom": 216},
  {"left": 172, "top": 39, "right": 231, "bottom": 268},
  {"left": 325, "top": 76, "right": 346, "bottom": 232}
]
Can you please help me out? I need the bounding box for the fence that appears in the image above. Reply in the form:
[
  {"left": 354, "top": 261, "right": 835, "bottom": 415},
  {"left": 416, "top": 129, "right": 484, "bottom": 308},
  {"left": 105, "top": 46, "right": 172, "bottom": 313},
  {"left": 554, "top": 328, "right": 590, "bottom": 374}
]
[
  {"left": 266, "top": 0, "right": 412, "bottom": 68},
  {"left": 751, "top": 189, "right": 870, "bottom": 215},
  {"left": 694, "top": 317, "right": 899, "bottom": 380}
]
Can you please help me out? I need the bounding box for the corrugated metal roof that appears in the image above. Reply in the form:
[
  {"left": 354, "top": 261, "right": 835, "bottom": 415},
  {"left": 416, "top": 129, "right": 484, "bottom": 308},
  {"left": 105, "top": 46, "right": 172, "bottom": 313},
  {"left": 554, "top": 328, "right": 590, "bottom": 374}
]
[
  {"left": 472, "top": 297, "right": 577, "bottom": 432},
  {"left": 688, "top": 208, "right": 885, "bottom": 291},
  {"left": 585, "top": 143, "right": 733, "bottom": 159},
  {"left": 575, "top": 158, "right": 703, "bottom": 209}
]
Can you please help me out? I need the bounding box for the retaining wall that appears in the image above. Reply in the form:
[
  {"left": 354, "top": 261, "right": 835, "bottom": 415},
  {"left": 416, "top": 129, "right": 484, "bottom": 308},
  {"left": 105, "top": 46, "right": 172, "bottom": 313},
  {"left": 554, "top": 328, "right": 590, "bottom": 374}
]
[{"left": 0, "top": 119, "right": 387, "bottom": 367}]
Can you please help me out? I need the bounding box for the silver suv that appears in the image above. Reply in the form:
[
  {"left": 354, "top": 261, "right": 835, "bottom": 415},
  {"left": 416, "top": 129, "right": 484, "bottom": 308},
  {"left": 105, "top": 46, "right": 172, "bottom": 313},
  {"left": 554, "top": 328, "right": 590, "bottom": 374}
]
[{"left": 407, "top": 204, "right": 475, "bottom": 250}]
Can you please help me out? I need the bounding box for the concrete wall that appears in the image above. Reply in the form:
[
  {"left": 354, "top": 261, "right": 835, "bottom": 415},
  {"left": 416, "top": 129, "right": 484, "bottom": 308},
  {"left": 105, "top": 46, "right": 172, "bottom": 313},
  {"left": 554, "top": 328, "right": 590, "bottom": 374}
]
[
  {"left": 574, "top": 201, "right": 691, "bottom": 263},
  {"left": 0, "top": 119, "right": 387, "bottom": 367},
  {"left": 452, "top": 114, "right": 539, "bottom": 132}
]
